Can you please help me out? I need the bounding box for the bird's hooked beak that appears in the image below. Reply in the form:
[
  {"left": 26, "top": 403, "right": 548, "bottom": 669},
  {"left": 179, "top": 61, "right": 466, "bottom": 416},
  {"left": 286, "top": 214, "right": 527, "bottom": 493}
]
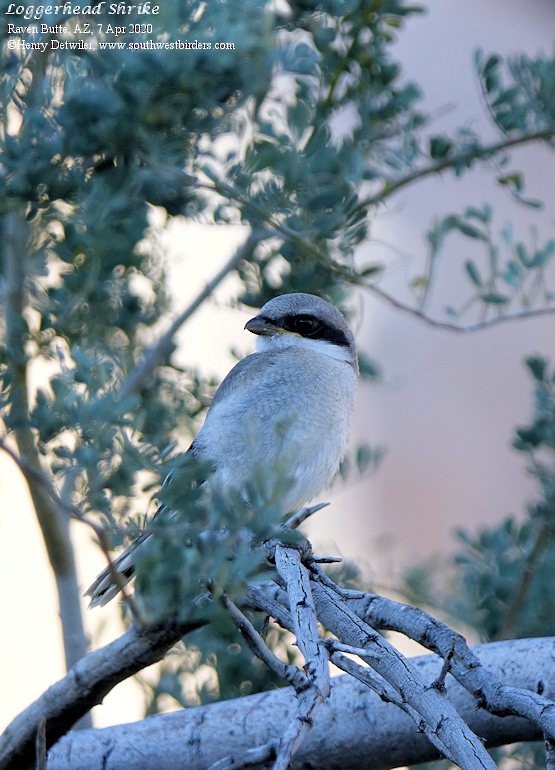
[{"left": 245, "top": 315, "right": 282, "bottom": 336}]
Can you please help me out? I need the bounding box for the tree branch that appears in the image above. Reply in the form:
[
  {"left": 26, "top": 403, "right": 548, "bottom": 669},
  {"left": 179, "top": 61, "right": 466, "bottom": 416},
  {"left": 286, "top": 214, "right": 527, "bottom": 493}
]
[
  {"left": 272, "top": 545, "right": 331, "bottom": 770},
  {"left": 339, "top": 587, "right": 555, "bottom": 741},
  {"left": 326, "top": 643, "right": 407, "bottom": 707},
  {"left": 0, "top": 437, "right": 143, "bottom": 622},
  {"left": 221, "top": 594, "right": 308, "bottom": 692},
  {"left": 43, "top": 637, "right": 555, "bottom": 770},
  {"left": 499, "top": 514, "right": 553, "bottom": 639},
  {"left": 310, "top": 580, "right": 497, "bottom": 769},
  {"left": 118, "top": 231, "right": 262, "bottom": 401},
  {"left": 362, "top": 281, "right": 555, "bottom": 333},
  {"left": 0, "top": 618, "right": 203, "bottom": 770},
  {"left": 3, "top": 210, "right": 91, "bottom": 687},
  {"left": 4, "top": 542, "right": 555, "bottom": 770}
]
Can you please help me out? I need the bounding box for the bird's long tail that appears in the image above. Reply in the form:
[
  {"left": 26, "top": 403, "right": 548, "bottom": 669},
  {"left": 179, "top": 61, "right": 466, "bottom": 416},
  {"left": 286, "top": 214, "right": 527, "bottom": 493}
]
[{"left": 85, "top": 533, "right": 149, "bottom": 608}]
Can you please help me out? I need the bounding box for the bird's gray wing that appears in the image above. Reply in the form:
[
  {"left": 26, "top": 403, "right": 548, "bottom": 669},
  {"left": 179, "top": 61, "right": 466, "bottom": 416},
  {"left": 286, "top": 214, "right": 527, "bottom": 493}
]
[{"left": 208, "top": 352, "right": 278, "bottom": 409}]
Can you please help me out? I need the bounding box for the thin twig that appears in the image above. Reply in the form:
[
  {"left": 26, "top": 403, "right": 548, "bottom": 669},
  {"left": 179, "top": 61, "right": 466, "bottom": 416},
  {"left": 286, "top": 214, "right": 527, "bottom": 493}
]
[
  {"left": 284, "top": 502, "right": 329, "bottom": 530},
  {"left": 118, "top": 230, "right": 262, "bottom": 400},
  {"left": 356, "top": 128, "right": 555, "bottom": 212},
  {"left": 209, "top": 742, "right": 276, "bottom": 770},
  {"left": 364, "top": 281, "right": 555, "bottom": 333},
  {"left": 200, "top": 127, "right": 555, "bottom": 280},
  {"left": 499, "top": 514, "right": 553, "bottom": 639},
  {"left": 203, "top": 171, "right": 555, "bottom": 336},
  {"left": 328, "top": 647, "right": 406, "bottom": 709},
  {"left": 243, "top": 582, "right": 293, "bottom": 633},
  {"left": 221, "top": 594, "right": 308, "bottom": 691}
]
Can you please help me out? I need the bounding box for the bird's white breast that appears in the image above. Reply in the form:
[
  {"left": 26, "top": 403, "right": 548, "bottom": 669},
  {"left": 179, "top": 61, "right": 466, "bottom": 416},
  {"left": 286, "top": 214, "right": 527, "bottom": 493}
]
[{"left": 194, "top": 344, "right": 357, "bottom": 514}]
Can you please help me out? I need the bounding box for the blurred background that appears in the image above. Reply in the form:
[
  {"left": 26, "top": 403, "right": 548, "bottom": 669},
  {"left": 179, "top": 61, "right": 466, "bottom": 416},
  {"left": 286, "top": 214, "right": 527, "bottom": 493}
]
[{"left": 1, "top": 0, "right": 554, "bottom": 741}]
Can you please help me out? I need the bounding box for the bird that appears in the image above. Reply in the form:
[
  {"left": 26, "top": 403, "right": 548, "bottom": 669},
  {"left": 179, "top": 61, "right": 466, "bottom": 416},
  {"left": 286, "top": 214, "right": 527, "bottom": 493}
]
[{"left": 86, "top": 292, "right": 358, "bottom": 607}]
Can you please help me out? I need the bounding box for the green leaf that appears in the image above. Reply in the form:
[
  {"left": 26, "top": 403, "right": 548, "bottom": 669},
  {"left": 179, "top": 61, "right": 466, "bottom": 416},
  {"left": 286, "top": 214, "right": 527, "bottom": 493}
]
[
  {"left": 411, "top": 275, "right": 427, "bottom": 289},
  {"left": 356, "top": 443, "right": 384, "bottom": 474},
  {"left": 502, "top": 260, "right": 522, "bottom": 287},
  {"left": 528, "top": 241, "right": 555, "bottom": 268},
  {"left": 305, "top": 188, "right": 344, "bottom": 212},
  {"left": 497, "top": 172, "right": 523, "bottom": 193},
  {"left": 483, "top": 54, "right": 501, "bottom": 76},
  {"left": 519, "top": 198, "right": 543, "bottom": 210},
  {"left": 464, "top": 260, "right": 482, "bottom": 287},
  {"left": 464, "top": 205, "right": 491, "bottom": 224},
  {"left": 429, "top": 135, "right": 452, "bottom": 159},
  {"left": 359, "top": 263, "right": 383, "bottom": 278},
  {"left": 357, "top": 353, "right": 380, "bottom": 380},
  {"left": 514, "top": 425, "right": 543, "bottom": 449},
  {"left": 515, "top": 243, "right": 530, "bottom": 266},
  {"left": 455, "top": 221, "right": 486, "bottom": 240},
  {"left": 526, "top": 356, "right": 547, "bottom": 382},
  {"left": 287, "top": 100, "right": 312, "bottom": 132},
  {"left": 480, "top": 292, "right": 509, "bottom": 305}
]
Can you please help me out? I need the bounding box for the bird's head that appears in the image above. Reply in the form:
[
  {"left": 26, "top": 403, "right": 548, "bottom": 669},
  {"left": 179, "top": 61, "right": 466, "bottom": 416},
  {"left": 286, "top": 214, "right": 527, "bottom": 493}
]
[{"left": 245, "top": 293, "right": 357, "bottom": 370}]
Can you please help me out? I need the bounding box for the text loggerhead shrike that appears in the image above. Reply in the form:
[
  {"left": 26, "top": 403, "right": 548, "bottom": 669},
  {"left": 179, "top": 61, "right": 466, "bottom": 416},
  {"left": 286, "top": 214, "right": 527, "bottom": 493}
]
[{"left": 86, "top": 293, "right": 358, "bottom": 607}]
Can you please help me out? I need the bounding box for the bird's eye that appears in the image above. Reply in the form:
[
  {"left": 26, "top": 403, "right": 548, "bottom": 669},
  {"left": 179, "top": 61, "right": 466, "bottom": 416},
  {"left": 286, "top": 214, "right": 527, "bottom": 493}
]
[{"left": 285, "top": 314, "right": 320, "bottom": 336}]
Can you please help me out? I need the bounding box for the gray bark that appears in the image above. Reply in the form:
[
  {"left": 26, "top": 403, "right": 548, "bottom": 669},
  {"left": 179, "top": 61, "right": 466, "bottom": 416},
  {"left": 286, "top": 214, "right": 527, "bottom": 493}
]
[
  {"left": 4, "top": 210, "right": 91, "bottom": 687},
  {"left": 45, "top": 637, "right": 553, "bottom": 770}
]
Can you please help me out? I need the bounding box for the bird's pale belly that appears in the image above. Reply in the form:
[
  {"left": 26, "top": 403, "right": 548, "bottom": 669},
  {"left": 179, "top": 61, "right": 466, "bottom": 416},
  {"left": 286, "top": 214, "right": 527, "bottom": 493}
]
[{"left": 198, "top": 357, "right": 357, "bottom": 513}]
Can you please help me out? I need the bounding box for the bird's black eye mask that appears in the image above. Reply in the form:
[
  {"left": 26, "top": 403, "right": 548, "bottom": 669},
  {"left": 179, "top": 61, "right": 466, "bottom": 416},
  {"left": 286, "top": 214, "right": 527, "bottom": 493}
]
[{"left": 280, "top": 313, "right": 350, "bottom": 347}]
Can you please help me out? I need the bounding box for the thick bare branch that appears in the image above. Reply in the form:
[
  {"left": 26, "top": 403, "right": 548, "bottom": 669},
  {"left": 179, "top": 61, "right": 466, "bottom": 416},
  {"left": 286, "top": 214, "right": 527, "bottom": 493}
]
[
  {"left": 311, "top": 580, "right": 497, "bottom": 769},
  {"left": 4, "top": 534, "right": 554, "bottom": 770},
  {"left": 44, "top": 637, "right": 554, "bottom": 770},
  {"left": 341, "top": 588, "right": 555, "bottom": 741},
  {"left": 0, "top": 618, "right": 202, "bottom": 770}
]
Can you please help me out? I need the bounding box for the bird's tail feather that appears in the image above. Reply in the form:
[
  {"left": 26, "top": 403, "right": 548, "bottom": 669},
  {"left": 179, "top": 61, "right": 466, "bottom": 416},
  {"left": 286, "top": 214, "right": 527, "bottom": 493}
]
[{"left": 85, "top": 533, "right": 149, "bottom": 608}]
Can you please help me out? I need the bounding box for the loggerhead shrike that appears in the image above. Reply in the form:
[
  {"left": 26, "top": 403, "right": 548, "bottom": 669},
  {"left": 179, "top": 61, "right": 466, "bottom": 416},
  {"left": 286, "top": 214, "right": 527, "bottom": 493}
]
[{"left": 86, "top": 293, "right": 358, "bottom": 607}]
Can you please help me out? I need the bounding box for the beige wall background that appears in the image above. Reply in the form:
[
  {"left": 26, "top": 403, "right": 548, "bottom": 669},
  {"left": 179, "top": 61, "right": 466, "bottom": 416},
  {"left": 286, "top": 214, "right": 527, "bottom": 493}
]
[
  {"left": 1, "top": 0, "right": 554, "bottom": 735},
  {"left": 310, "top": 0, "right": 555, "bottom": 577}
]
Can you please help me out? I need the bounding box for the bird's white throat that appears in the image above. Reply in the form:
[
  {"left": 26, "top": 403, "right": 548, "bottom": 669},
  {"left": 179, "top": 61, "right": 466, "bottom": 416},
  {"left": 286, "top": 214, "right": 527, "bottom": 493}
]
[{"left": 255, "top": 333, "right": 352, "bottom": 364}]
